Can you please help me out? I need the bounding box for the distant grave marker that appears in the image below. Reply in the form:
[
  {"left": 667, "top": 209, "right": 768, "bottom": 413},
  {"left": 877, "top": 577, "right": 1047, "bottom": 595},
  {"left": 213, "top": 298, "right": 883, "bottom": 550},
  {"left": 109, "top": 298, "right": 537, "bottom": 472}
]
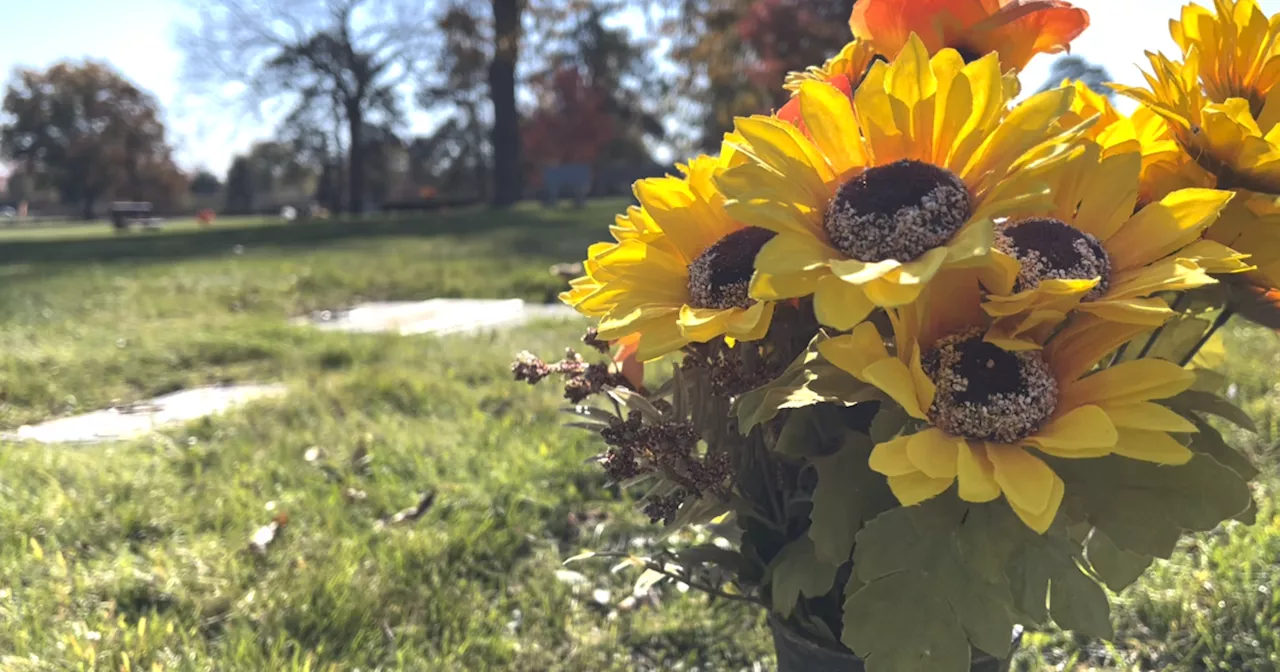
[
  {"left": 4, "top": 384, "right": 287, "bottom": 445},
  {"left": 298, "top": 299, "right": 581, "bottom": 336},
  {"left": 541, "top": 164, "right": 591, "bottom": 208}
]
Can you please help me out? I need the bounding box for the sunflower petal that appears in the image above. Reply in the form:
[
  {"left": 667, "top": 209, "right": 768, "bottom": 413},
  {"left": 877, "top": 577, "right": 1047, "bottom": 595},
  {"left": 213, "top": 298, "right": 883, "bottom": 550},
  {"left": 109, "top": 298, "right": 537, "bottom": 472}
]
[
  {"left": 963, "top": 87, "right": 1074, "bottom": 184},
  {"left": 631, "top": 317, "right": 691, "bottom": 362},
  {"left": 814, "top": 275, "right": 876, "bottom": 330},
  {"left": 750, "top": 269, "right": 824, "bottom": 301},
  {"left": 799, "top": 79, "right": 868, "bottom": 176},
  {"left": 1061, "top": 359, "right": 1198, "bottom": 407},
  {"left": 1106, "top": 188, "right": 1235, "bottom": 272},
  {"left": 677, "top": 305, "right": 731, "bottom": 342},
  {"left": 1045, "top": 317, "right": 1154, "bottom": 384},
  {"left": 888, "top": 473, "right": 954, "bottom": 507},
  {"left": 756, "top": 233, "right": 838, "bottom": 275},
  {"left": 1102, "top": 402, "right": 1199, "bottom": 433},
  {"left": 988, "top": 444, "right": 1056, "bottom": 516},
  {"left": 1077, "top": 297, "right": 1177, "bottom": 326},
  {"left": 819, "top": 322, "right": 891, "bottom": 378},
  {"left": 1007, "top": 471, "right": 1064, "bottom": 534},
  {"left": 862, "top": 357, "right": 927, "bottom": 419},
  {"left": 724, "top": 301, "right": 775, "bottom": 341},
  {"left": 869, "top": 435, "right": 916, "bottom": 477},
  {"left": 957, "top": 442, "right": 1001, "bottom": 503},
  {"left": 906, "top": 427, "right": 961, "bottom": 479},
  {"left": 828, "top": 257, "right": 902, "bottom": 284},
  {"left": 896, "top": 246, "right": 950, "bottom": 284},
  {"left": 863, "top": 274, "right": 926, "bottom": 306},
  {"left": 1112, "top": 428, "right": 1194, "bottom": 465},
  {"left": 1024, "top": 405, "right": 1119, "bottom": 454}
]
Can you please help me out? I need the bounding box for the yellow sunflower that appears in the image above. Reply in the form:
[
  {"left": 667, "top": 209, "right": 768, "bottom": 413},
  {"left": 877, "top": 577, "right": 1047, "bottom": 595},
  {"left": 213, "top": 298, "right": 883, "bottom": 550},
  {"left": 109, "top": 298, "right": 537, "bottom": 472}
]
[
  {"left": 980, "top": 140, "right": 1248, "bottom": 345},
  {"left": 1169, "top": 0, "right": 1280, "bottom": 113},
  {"left": 1116, "top": 0, "right": 1280, "bottom": 284},
  {"left": 716, "top": 35, "right": 1086, "bottom": 331},
  {"left": 1057, "top": 80, "right": 1215, "bottom": 207},
  {"left": 562, "top": 153, "right": 776, "bottom": 362},
  {"left": 819, "top": 269, "right": 1199, "bottom": 532}
]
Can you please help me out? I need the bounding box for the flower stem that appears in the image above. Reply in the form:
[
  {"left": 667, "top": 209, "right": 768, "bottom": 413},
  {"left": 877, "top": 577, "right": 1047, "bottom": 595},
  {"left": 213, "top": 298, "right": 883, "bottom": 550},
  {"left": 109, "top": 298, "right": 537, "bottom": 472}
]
[
  {"left": 1179, "top": 307, "right": 1235, "bottom": 367},
  {"left": 1136, "top": 292, "right": 1194, "bottom": 360}
]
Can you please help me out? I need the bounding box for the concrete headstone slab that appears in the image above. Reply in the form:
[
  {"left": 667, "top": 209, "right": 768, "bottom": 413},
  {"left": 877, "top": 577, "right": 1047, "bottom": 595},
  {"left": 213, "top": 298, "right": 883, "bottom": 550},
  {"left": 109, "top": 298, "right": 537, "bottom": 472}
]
[
  {"left": 4, "top": 384, "right": 287, "bottom": 445},
  {"left": 300, "top": 299, "right": 582, "bottom": 336}
]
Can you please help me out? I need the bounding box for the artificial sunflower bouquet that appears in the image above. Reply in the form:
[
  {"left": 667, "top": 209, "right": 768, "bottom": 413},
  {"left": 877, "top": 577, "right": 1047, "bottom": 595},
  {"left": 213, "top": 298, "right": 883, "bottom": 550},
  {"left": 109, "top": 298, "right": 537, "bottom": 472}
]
[{"left": 514, "top": 1, "right": 1280, "bottom": 670}]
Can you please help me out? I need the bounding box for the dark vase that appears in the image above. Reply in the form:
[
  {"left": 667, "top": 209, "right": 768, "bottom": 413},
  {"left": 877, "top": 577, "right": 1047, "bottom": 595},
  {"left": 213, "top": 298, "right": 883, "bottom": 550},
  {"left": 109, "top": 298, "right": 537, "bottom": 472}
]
[{"left": 769, "top": 615, "right": 1017, "bottom": 672}]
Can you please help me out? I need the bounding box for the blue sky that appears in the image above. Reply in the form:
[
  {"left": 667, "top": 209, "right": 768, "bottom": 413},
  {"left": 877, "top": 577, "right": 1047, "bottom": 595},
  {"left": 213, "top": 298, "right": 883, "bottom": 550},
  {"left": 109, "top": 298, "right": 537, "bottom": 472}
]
[{"left": 3, "top": 0, "right": 1280, "bottom": 177}]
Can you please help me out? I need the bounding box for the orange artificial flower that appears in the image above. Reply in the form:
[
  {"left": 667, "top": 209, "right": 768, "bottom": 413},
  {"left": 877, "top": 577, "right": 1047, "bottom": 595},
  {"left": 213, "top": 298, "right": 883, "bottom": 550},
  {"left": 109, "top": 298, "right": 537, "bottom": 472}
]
[
  {"left": 848, "top": 0, "right": 1090, "bottom": 70},
  {"left": 612, "top": 333, "right": 645, "bottom": 390}
]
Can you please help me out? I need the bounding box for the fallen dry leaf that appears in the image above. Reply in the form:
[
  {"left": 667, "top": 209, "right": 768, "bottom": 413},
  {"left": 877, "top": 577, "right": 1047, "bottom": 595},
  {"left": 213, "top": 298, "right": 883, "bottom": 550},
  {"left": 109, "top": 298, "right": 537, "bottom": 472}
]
[
  {"left": 374, "top": 492, "right": 435, "bottom": 530},
  {"left": 249, "top": 513, "right": 289, "bottom": 555},
  {"left": 351, "top": 436, "right": 373, "bottom": 475}
]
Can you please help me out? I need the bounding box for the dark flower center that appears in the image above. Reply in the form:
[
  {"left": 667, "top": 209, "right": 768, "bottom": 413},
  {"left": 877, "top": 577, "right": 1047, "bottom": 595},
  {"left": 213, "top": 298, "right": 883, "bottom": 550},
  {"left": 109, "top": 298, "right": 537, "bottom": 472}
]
[
  {"left": 952, "top": 45, "right": 986, "bottom": 64},
  {"left": 823, "top": 159, "right": 972, "bottom": 263},
  {"left": 686, "top": 226, "right": 776, "bottom": 310},
  {"left": 996, "top": 217, "right": 1111, "bottom": 301},
  {"left": 923, "top": 328, "right": 1058, "bottom": 443}
]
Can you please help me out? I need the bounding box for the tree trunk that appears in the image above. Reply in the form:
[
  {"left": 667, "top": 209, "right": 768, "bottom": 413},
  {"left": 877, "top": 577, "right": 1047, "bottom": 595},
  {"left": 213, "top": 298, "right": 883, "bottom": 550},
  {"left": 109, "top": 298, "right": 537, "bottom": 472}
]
[
  {"left": 347, "top": 106, "right": 365, "bottom": 215},
  {"left": 489, "top": 0, "right": 522, "bottom": 208},
  {"left": 81, "top": 195, "right": 95, "bottom": 221}
]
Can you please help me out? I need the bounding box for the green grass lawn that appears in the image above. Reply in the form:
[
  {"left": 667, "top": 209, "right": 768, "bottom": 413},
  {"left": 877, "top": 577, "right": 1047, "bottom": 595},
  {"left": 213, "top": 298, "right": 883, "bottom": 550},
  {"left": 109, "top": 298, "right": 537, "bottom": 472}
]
[{"left": 0, "top": 203, "right": 1278, "bottom": 670}]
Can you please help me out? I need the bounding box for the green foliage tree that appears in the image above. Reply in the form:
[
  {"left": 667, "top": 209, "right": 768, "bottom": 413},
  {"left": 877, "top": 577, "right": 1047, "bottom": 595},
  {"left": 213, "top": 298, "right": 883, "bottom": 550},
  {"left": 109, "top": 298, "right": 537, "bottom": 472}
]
[
  {"left": 224, "top": 156, "right": 255, "bottom": 214},
  {"left": 533, "top": 2, "right": 664, "bottom": 166},
  {"left": 1037, "top": 54, "right": 1115, "bottom": 98},
  {"left": 189, "top": 170, "right": 222, "bottom": 196},
  {"left": 659, "top": 0, "right": 856, "bottom": 149},
  {"left": 1, "top": 60, "right": 185, "bottom": 218}
]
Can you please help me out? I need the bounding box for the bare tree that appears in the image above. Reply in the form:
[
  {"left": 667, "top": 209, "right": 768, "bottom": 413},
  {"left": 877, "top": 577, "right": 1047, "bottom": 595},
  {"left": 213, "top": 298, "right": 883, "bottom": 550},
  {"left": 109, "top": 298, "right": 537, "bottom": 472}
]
[
  {"left": 417, "top": 3, "right": 493, "bottom": 200},
  {"left": 177, "top": 0, "right": 432, "bottom": 214}
]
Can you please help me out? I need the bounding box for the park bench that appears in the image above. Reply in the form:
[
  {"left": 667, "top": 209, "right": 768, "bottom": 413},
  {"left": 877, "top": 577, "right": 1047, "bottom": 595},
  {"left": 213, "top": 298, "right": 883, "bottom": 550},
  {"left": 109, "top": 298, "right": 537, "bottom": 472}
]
[{"left": 108, "top": 201, "right": 163, "bottom": 231}]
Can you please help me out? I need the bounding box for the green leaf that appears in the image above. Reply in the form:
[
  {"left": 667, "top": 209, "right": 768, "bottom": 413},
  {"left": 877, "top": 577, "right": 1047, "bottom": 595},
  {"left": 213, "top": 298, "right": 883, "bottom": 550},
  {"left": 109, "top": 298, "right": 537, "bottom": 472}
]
[
  {"left": 1121, "top": 315, "right": 1208, "bottom": 364},
  {"left": 1051, "top": 455, "right": 1252, "bottom": 558},
  {"left": 768, "top": 537, "right": 839, "bottom": 617},
  {"left": 1190, "top": 368, "right": 1227, "bottom": 393},
  {"left": 1049, "top": 558, "right": 1113, "bottom": 638},
  {"left": 1006, "top": 550, "right": 1051, "bottom": 624},
  {"left": 807, "top": 432, "right": 892, "bottom": 565},
  {"left": 1185, "top": 416, "right": 1259, "bottom": 480},
  {"left": 607, "top": 387, "right": 664, "bottom": 422},
  {"left": 956, "top": 506, "right": 1024, "bottom": 584},
  {"left": 734, "top": 336, "right": 878, "bottom": 433},
  {"left": 1235, "top": 498, "right": 1259, "bottom": 525},
  {"left": 845, "top": 500, "right": 1018, "bottom": 665},
  {"left": 843, "top": 572, "right": 972, "bottom": 672},
  {"left": 1005, "top": 525, "right": 1114, "bottom": 638},
  {"left": 1086, "top": 529, "right": 1152, "bottom": 592},
  {"left": 869, "top": 401, "right": 909, "bottom": 443},
  {"left": 1164, "top": 390, "right": 1257, "bottom": 432},
  {"left": 774, "top": 405, "right": 851, "bottom": 459}
]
